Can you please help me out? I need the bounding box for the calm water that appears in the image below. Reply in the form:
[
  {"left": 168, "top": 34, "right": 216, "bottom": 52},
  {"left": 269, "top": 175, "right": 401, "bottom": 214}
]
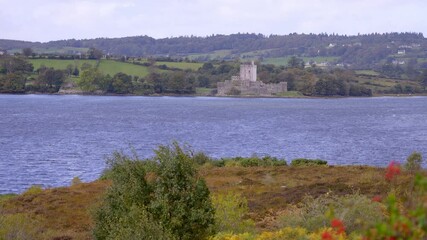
[{"left": 1, "top": 95, "right": 427, "bottom": 193}]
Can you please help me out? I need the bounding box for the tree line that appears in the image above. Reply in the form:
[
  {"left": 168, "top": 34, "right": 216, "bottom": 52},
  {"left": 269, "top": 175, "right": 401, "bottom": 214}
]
[
  {"left": 1, "top": 32, "right": 426, "bottom": 70},
  {"left": 2, "top": 52, "right": 427, "bottom": 96}
]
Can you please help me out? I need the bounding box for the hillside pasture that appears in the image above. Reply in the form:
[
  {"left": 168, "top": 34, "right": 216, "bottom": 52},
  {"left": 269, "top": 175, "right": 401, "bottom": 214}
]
[
  {"left": 357, "top": 76, "right": 422, "bottom": 93},
  {"left": 97, "top": 60, "right": 150, "bottom": 77},
  {"left": 29, "top": 59, "right": 97, "bottom": 70},
  {"left": 29, "top": 59, "right": 151, "bottom": 77},
  {"left": 355, "top": 70, "right": 381, "bottom": 76},
  {"left": 187, "top": 50, "right": 234, "bottom": 61},
  {"left": 263, "top": 56, "right": 339, "bottom": 66},
  {"left": 155, "top": 61, "right": 204, "bottom": 70}
]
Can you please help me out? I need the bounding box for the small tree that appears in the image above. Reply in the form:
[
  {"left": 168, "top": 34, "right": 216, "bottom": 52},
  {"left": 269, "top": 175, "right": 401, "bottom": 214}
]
[
  {"left": 36, "top": 67, "right": 66, "bottom": 92},
  {"left": 94, "top": 143, "right": 215, "bottom": 240},
  {"left": 211, "top": 193, "right": 254, "bottom": 234},
  {"left": 87, "top": 47, "right": 103, "bottom": 60},
  {"left": 287, "top": 56, "right": 305, "bottom": 69},
  {"left": 93, "top": 152, "right": 164, "bottom": 239},
  {"left": 77, "top": 68, "right": 108, "bottom": 92},
  {"left": 419, "top": 69, "right": 427, "bottom": 91},
  {"left": 111, "top": 72, "right": 133, "bottom": 94},
  {"left": 405, "top": 151, "right": 423, "bottom": 173},
  {"left": 150, "top": 143, "right": 215, "bottom": 240},
  {"left": 22, "top": 48, "right": 33, "bottom": 57},
  {"left": 72, "top": 66, "right": 79, "bottom": 76}
]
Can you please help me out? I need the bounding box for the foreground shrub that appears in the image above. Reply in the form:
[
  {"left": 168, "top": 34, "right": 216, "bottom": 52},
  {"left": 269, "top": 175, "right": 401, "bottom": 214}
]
[
  {"left": 22, "top": 185, "right": 43, "bottom": 195},
  {"left": 404, "top": 151, "right": 423, "bottom": 173},
  {"left": 211, "top": 227, "right": 352, "bottom": 240},
  {"left": 290, "top": 158, "right": 327, "bottom": 166},
  {"left": 93, "top": 143, "right": 215, "bottom": 240},
  {"left": 276, "top": 193, "right": 383, "bottom": 234},
  {"left": 212, "top": 193, "right": 255, "bottom": 234},
  {"left": 0, "top": 213, "right": 47, "bottom": 240},
  {"left": 151, "top": 143, "right": 215, "bottom": 240},
  {"left": 100, "top": 206, "right": 173, "bottom": 240},
  {"left": 214, "top": 156, "right": 287, "bottom": 168},
  {"left": 192, "top": 151, "right": 212, "bottom": 165},
  {"left": 257, "top": 227, "right": 310, "bottom": 240},
  {"left": 93, "top": 152, "right": 157, "bottom": 240},
  {"left": 365, "top": 165, "right": 427, "bottom": 239},
  {"left": 71, "top": 176, "right": 82, "bottom": 186}
]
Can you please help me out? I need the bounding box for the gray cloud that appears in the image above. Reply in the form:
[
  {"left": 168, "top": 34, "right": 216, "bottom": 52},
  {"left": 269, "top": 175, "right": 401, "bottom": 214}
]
[{"left": 0, "top": 0, "right": 425, "bottom": 42}]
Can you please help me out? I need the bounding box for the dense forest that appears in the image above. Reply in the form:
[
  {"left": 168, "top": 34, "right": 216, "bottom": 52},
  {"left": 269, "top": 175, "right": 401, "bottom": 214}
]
[{"left": 1, "top": 32, "right": 426, "bottom": 69}]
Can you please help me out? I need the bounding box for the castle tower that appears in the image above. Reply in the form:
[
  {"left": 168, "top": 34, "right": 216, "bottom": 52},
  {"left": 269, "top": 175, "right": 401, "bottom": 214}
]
[{"left": 240, "top": 61, "right": 257, "bottom": 82}]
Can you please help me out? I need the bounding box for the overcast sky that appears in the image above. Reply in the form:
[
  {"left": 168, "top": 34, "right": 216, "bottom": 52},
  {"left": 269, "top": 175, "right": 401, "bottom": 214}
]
[{"left": 0, "top": 0, "right": 426, "bottom": 42}]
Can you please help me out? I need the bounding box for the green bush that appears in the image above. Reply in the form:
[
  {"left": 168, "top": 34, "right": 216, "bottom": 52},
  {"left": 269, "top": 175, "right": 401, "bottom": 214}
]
[
  {"left": 261, "top": 155, "right": 288, "bottom": 166},
  {"left": 188, "top": 153, "right": 287, "bottom": 168},
  {"left": 99, "top": 206, "right": 173, "bottom": 240},
  {"left": 93, "top": 152, "right": 154, "bottom": 240},
  {"left": 277, "top": 193, "right": 383, "bottom": 234},
  {"left": 290, "top": 158, "right": 328, "bottom": 166},
  {"left": 192, "top": 151, "right": 212, "bottom": 165},
  {"left": 216, "top": 156, "right": 287, "bottom": 167},
  {"left": 211, "top": 159, "right": 226, "bottom": 167},
  {"left": 238, "top": 157, "right": 261, "bottom": 167},
  {"left": 150, "top": 143, "right": 215, "bottom": 240},
  {"left": 0, "top": 213, "right": 47, "bottom": 240},
  {"left": 23, "top": 185, "right": 43, "bottom": 195},
  {"left": 0, "top": 194, "right": 16, "bottom": 203},
  {"left": 71, "top": 176, "right": 82, "bottom": 186},
  {"left": 212, "top": 193, "right": 255, "bottom": 234},
  {"left": 404, "top": 151, "right": 423, "bottom": 172},
  {"left": 365, "top": 173, "right": 427, "bottom": 239},
  {"left": 93, "top": 143, "right": 215, "bottom": 240}
]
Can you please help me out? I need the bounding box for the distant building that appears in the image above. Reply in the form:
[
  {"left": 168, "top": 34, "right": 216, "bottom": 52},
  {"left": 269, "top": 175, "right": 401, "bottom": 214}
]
[
  {"left": 217, "top": 61, "right": 287, "bottom": 96},
  {"left": 239, "top": 61, "right": 257, "bottom": 82},
  {"left": 327, "top": 43, "right": 336, "bottom": 48},
  {"left": 392, "top": 60, "right": 405, "bottom": 65},
  {"left": 397, "top": 49, "right": 406, "bottom": 55},
  {"left": 305, "top": 61, "right": 330, "bottom": 68}
]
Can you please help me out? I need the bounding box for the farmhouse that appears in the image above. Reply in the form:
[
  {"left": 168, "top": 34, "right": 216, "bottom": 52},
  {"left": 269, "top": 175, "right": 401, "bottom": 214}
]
[
  {"left": 397, "top": 49, "right": 406, "bottom": 55},
  {"left": 217, "top": 61, "right": 287, "bottom": 96}
]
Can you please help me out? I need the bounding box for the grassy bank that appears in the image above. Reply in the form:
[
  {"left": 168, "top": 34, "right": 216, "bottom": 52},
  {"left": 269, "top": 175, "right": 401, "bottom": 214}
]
[{"left": 0, "top": 164, "right": 417, "bottom": 239}]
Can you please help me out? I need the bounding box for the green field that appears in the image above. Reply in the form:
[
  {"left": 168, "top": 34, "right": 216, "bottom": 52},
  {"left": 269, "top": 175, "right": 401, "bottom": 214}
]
[
  {"left": 275, "top": 91, "right": 305, "bottom": 97},
  {"left": 29, "top": 59, "right": 97, "bottom": 70},
  {"left": 356, "top": 75, "right": 421, "bottom": 93},
  {"left": 240, "top": 49, "right": 278, "bottom": 59},
  {"left": 155, "top": 61, "right": 203, "bottom": 70},
  {"left": 355, "top": 70, "right": 381, "bottom": 76},
  {"left": 97, "top": 60, "right": 150, "bottom": 77},
  {"left": 195, "top": 87, "right": 215, "bottom": 95},
  {"left": 263, "top": 56, "right": 339, "bottom": 66},
  {"left": 187, "top": 50, "right": 234, "bottom": 60},
  {"left": 29, "top": 59, "right": 151, "bottom": 77}
]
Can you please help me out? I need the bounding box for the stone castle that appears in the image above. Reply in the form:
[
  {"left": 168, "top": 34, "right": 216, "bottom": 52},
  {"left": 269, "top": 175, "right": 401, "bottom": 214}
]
[{"left": 217, "top": 61, "right": 287, "bottom": 96}]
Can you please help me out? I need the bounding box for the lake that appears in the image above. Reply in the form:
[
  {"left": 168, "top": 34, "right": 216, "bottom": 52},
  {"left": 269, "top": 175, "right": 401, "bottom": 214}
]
[{"left": 1, "top": 95, "right": 427, "bottom": 193}]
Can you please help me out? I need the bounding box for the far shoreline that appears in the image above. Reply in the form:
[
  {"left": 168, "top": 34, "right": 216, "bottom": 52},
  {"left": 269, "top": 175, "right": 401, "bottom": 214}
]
[{"left": 1, "top": 91, "right": 426, "bottom": 99}]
